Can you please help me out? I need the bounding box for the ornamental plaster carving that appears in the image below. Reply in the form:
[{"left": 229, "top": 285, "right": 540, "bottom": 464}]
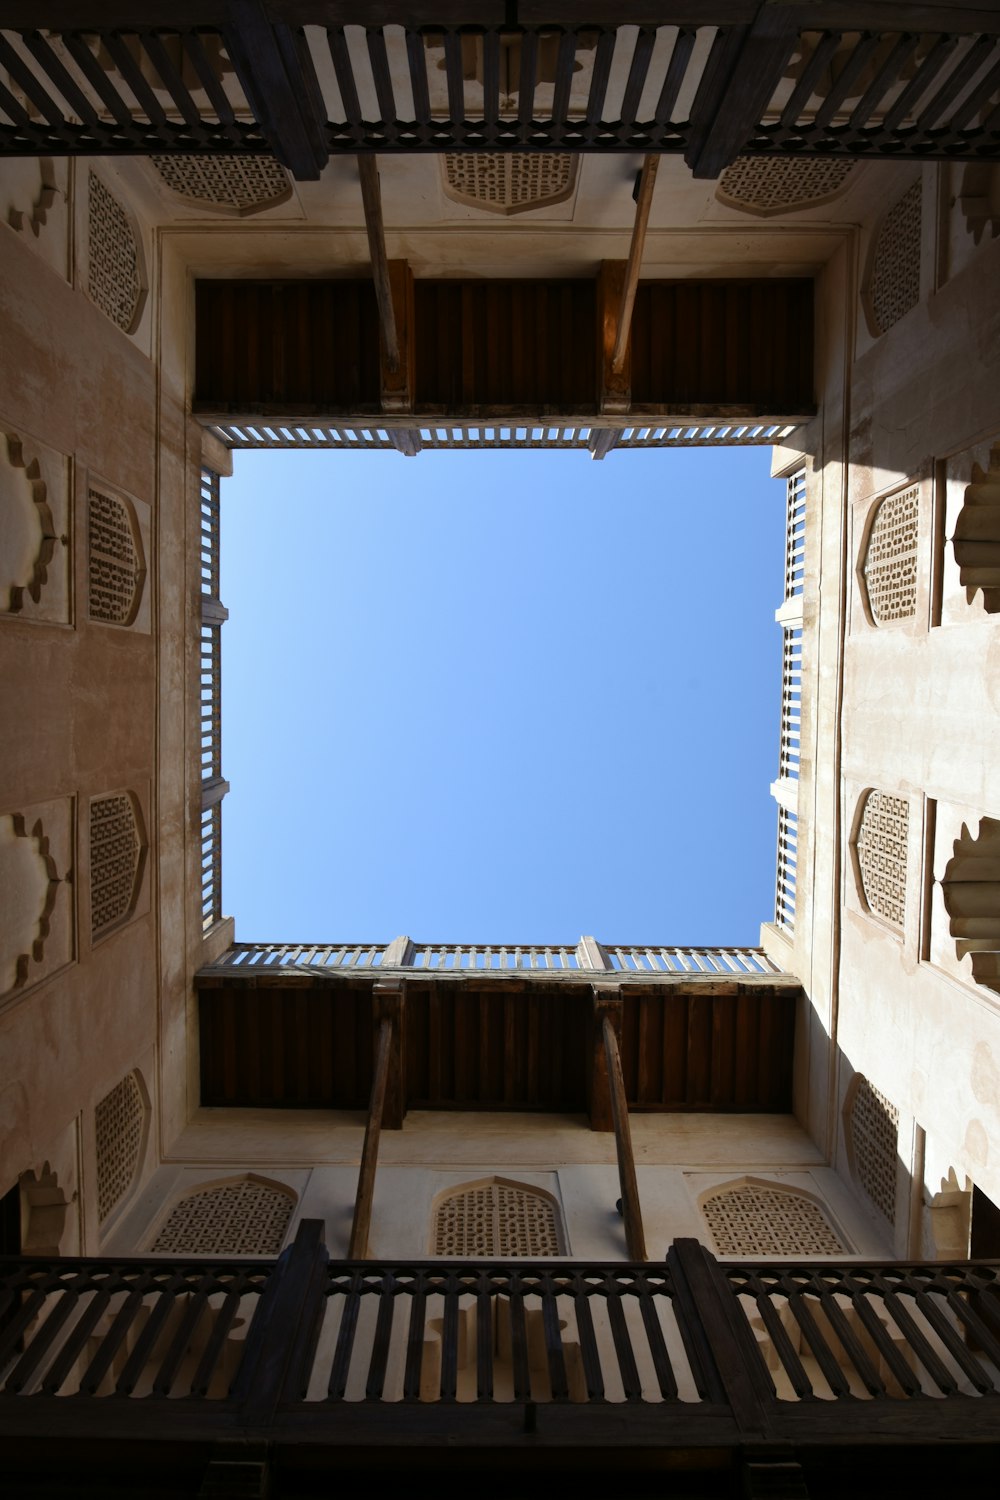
[
  {"left": 86, "top": 171, "right": 146, "bottom": 335},
  {"left": 850, "top": 790, "right": 909, "bottom": 930},
  {"left": 953, "top": 443, "right": 1000, "bottom": 614},
  {"left": 1, "top": 428, "right": 70, "bottom": 625},
  {"left": 442, "top": 153, "right": 577, "bottom": 215},
  {"left": 87, "top": 484, "right": 146, "bottom": 627},
  {"left": 716, "top": 158, "right": 855, "bottom": 217},
  {"left": 942, "top": 817, "right": 1000, "bottom": 997},
  {"left": 96, "top": 1071, "right": 149, "bottom": 1224},
  {"left": 959, "top": 164, "right": 1000, "bottom": 246},
  {"left": 151, "top": 155, "right": 292, "bottom": 216},
  {"left": 857, "top": 484, "right": 921, "bottom": 626},
  {"left": 845, "top": 1077, "right": 900, "bottom": 1225},
  {"left": 89, "top": 791, "right": 147, "bottom": 941},
  {"left": 7, "top": 159, "right": 58, "bottom": 238},
  {"left": 432, "top": 1177, "right": 563, "bottom": 1255},
  {"left": 862, "top": 180, "right": 922, "bottom": 338},
  {"left": 150, "top": 1176, "right": 295, "bottom": 1255},
  {"left": 0, "top": 811, "right": 61, "bottom": 997},
  {"left": 702, "top": 1178, "right": 846, "bottom": 1256}
]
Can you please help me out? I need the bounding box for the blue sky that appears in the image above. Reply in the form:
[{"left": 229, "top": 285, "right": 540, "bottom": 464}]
[{"left": 221, "top": 445, "right": 784, "bottom": 946}]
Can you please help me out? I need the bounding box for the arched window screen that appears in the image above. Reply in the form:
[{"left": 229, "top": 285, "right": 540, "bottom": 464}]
[
  {"left": 702, "top": 1180, "right": 846, "bottom": 1256},
  {"left": 433, "top": 1178, "right": 562, "bottom": 1256}
]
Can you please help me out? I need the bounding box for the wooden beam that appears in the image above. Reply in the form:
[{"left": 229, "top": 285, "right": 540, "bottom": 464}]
[
  {"left": 684, "top": 7, "right": 800, "bottom": 179},
  {"left": 603, "top": 1009, "right": 647, "bottom": 1261},
  {"left": 222, "top": 0, "right": 328, "bottom": 180},
  {"left": 596, "top": 262, "right": 630, "bottom": 416},
  {"left": 611, "top": 154, "right": 659, "bottom": 375},
  {"left": 358, "top": 157, "right": 414, "bottom": 412}
]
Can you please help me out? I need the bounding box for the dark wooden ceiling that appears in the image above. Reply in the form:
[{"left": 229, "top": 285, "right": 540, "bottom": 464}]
[{"left": 197, "top": 971, "right": 798, "bottom": 1119}]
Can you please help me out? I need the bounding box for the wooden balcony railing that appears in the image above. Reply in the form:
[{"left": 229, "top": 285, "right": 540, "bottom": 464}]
[
  {"left": 202, "top": 939, "right": 784, "bottom": 976},
  {"left": 206, "top": 419, "right": 802, "bottom": 455},
  {"left": 2, "top": 12, "right": 999, "bottom": 178},
  {"left": 2, "top": 1228, "right": 999, "bottom": 1487}
]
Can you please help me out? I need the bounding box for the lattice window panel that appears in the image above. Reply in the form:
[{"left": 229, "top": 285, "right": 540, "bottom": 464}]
[
  {"left": 849, "top": 1079, "right": 900, "bottom": 1225},
  {"left": 433, "top": 1181, "right": 561, "bottom": 1256},
  {"left": 703, "top": 1183, "right": 845, "bottom": 1256},
  {"left": 88, "top": 486, "right": 144, "bottom": 625},
  {"left": 151, "top": 154, "right": 291, "bottom": 213},
  {"left": 854, "top": 790, "right": 909, "bottom": 929},
  {"left": 866, "top": 181, "right": 922, "bottom": 335},
  {"left": 861, "top": 486, "right": 920, "bottom": 625},
  {"left": 87, "top": 171, "right": 143, "bottom": 333},
  {"left": 90, "top": 792, "right": 143, "bottom": 938},
  {"left": 95, "top": 1072, "right": 146, "bottom": 1222},
  {"left": 151, "top": 1179, "right": 294, "bottom": 1255},
  {"left": 717, "top": 158, "right": 855, "bottom": 216},
  {"left": 443, "top": 154, "right": 576, "bottom": 215}
]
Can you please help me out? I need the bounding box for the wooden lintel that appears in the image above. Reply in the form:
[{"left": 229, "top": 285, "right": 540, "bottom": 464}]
[
  {"left": 611, "top": 153, "right": 658, "bottom": 376},
  {"left": 596, "top": 261, "right": 630, "bottom": 416},
  {"left": 602, "top": 1008, "right": 648, "bottom": 1262},
  {"left": 588, "top": 984, "right": 622, "bottom": 1133}
]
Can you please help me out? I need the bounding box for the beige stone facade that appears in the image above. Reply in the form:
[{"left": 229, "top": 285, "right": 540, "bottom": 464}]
[{"left": 2, "top": 142, "right": 998, "bottom": 1275}]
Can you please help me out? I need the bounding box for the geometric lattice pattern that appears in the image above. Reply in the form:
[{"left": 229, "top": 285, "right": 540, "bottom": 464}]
[
  {"left": 849, "top": 1078, "right": 900, "bottom": 1225},
  {"left": 151, "top": 154, "right": 291, "bottom": 214},
  {"left": 151, "top": 1178, "right": 294, "bottom": 1255},
  {"left": 95, "top": 1071, "right": 146, "bottom": 1222},
  {"left": 87, "top": 171, "right": 143, "bottom": 333},
  {"left": 717, "top": 157, "right": 855, "bottom": 217},
  {"left": 88, "top": 486, "right": 144, "bottom": 625},
  {"left": 433, "top": 1180, "right": 561, "bottom": 1256},
  {"left": 862, "top": 486, "right": 920, "bottom": 624},
  {"left": 443, "top": 154, "right": 576, "bottom": 215},
  {"left": 866, "top": 180, "right": 922, "bottom": 335},
  {"left": 854, "top": 790, "right": 909, "bottom": 928},
  {"left": 703, "top": 1182, "right": 846, "bottom": 1256},
  {"left": 90, "top": 792, "right": 143, "bottom": 938}
]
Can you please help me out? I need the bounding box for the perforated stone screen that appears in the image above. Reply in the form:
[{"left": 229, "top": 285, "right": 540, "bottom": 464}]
[
  {"left": 443, "top": 154, "right": 576, "bottom": 215},
  {"left": 151, "top": 1178, "right": 294, "bottom": 1255},
  {"left": 151, "top": 155, "right": 291, "bottom": 214},
  {"left": 854, "top": 790, "right": 909, "bottom": 928},
  {"left": 433, "top": 1181, "right": 561, "bottom": 1256},
  {"left": 88, "top": 486, "right": 144, "bottom": 625},
  {"left": 717, "top": 158, "right": 855, "bottom": 216},
  {"left": 866, "top": 180, "right": 922, "bottom": 336},
  {"left": 849, "top": 1078, "right": 900, "bottom": 1225},
  {"left": 87, "top": 172, "right": 143, "bottom": 333},
  {"left": 95, "top": 1071, "right": 146, "bottom": 1222},
  {"left": 861, "top": 486, "right": 919, "bottom": 625},
  {"left": 703, "top": 1182, "right": 845, "bottom": 1256},
  {"left": 90, "top": 792, "right": 143, "bottom": 938}
]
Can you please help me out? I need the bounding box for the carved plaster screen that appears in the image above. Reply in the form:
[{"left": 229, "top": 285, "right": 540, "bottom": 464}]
[
  {"left": 848, "top": 1078, "right": 900, "bottom": 1225},
  {"left": 88, "top": 486, "right": 144, "bottom": 626},
  {"left": 89, "top": 792, "right": 144, "bottom": 939},
  {"left": 442, "top": 153, "right": 576, "bottom": 214},
  {"left": 86, "top": 172, "right": 144, "bottom": 334},
  {"left": 861, "top": 486, "right": 920, "bottom": 625},
  {"left": 151, "top": 1178, "right": 294, "bottom": 1255},
  {"left": 433, "top": 1179, "right": 562, "bottom": 1255},
  {"left": 853, "top": 790, "right": 909, "bottom": 928},
  {"left": 703, "top": 1181, "right": 845, "bottom": 1256},
  {"left": 95, "top": 1071, "right": 147, "bottom": 1222},
  {"left": 864, "top": 180, "right": 922, "bottom": 336},
  {"left": 151, "top": 154, "right": 291, "bottom": 214},
  {"left": 716, "top": 158, "right": 855, "bottom": 216}
]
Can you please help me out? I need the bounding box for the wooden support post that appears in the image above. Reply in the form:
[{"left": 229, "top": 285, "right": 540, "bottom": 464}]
[
  {"left": 357, "top": 155, "right": 414, "bottom": 412},
  {"left": 611, "top": 153, "right": 658, "bottom": 375},
  {"left": 347, "top": 981, "right": 405, "bottom": 1260},
  {"left": 603, "top": 1013, "right": 647, "bottom": 1262},
  {"left": 223, "top": 1, "right": 328, "bottom": 180},
  {"left": 232, "top": 1218, "right": 329, "bottom": 1420},
  {"left": 684, "top": 10, "right": 800, "bottom": 180},
  {"left": 596, "top": 261, "right": 630, "bottom": 415},
  {"left": 588, "top": 428, "right": 618, "bottom": 461}
]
